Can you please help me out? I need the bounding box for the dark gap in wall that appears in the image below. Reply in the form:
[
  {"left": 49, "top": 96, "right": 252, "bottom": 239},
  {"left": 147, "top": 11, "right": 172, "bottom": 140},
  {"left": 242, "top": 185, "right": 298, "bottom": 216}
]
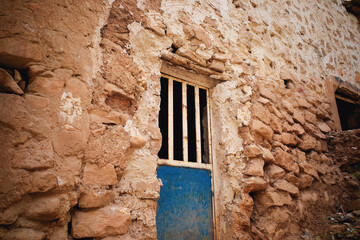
[
  {"left": 158, "top": 77, "right": 168, "bottom": 159},
  {"left": 335, "top": 96, "right": 360, "bottom": 130},
  {"left": 0, "top": 66, "right": 28, "bottom": 91},
  {"left": 102, "top": 122, "right": 116, "bottom": 126},
  {"left": 173, "top": 80, "right": 183, "bottom": 161},
  {"left": 171, "top": 44, "right": 178, "bottom": 54},
  {"left": 187, "top": 84, "right": 197, "bottom": 163},
  {"left": 270, "top": 61, "right": 275, "bottom": 69},
  {"left": 67, "top": 219, "right": 72, "bottom": 236},
  {"left": 200, "top": 88, "right": 209, "bottom": 164},
  {"left": 284, "top": 79, "right": 292, "bottom": 89}
]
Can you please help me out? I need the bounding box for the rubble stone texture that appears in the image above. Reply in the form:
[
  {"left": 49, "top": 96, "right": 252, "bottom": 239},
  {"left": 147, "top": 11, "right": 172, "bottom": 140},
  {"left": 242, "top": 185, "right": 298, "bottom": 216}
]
[{"left": 0, "top": 0, "right": 359, "bottom": 239}]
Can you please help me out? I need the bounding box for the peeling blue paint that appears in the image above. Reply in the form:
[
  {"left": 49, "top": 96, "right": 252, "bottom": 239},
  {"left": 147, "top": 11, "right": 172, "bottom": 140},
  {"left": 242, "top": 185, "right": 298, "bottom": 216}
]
[{"left": 156, "top": 165, "right": 214, "bottom": 240}]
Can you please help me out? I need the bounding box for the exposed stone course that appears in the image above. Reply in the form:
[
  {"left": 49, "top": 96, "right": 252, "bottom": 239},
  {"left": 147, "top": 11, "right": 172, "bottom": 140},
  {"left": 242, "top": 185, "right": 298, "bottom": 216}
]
[{"left": 72, "top": 206, "right": 131, "bottom": 238}]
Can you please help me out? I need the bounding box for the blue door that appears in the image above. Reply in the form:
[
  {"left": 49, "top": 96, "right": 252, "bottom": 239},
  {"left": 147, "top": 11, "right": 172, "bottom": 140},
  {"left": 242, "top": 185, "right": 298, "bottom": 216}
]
[{"left": 156, "top": 166, "right": 214, "bottom": 240}]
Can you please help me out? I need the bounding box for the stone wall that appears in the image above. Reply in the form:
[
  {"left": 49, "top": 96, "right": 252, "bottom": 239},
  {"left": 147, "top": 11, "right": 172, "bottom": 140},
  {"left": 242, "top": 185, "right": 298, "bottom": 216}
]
[{"left": 0, "top": 0, "right": 359, "bottom": 239}]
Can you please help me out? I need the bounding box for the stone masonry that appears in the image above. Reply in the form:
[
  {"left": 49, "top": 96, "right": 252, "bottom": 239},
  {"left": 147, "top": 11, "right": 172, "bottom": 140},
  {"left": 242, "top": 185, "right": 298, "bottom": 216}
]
[{"left": 0, "top": 0, "right": 359, "bottom": 239}]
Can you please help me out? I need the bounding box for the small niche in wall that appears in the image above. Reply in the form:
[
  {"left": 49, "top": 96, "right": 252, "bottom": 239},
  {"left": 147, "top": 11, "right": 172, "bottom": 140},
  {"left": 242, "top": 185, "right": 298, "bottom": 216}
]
[
  {"left": 335, "top": 95, "right": 360, "bottom": 130},
  {"left": 284, "top": 79, "right": 292, "bottom": 89}
]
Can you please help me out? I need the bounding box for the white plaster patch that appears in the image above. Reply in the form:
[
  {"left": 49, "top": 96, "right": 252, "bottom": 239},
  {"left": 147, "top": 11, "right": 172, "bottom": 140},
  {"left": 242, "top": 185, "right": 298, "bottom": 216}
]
[
  {"left": 59, "top": 92, "right": 82, "bottom": 124},
  {"left": 219, "top": 0, "right": 229, "bottom": 16},
  {"left": 57, "top": 177, "right": 64, "bottom": 186},
  {"left": 237, "top": 101, "right": 251, "bottom": 126},
  {"left": 137, "top": 0, "right": 146, "bottom": 10},
  {"left": 124, "top": 120, "right": 141, "bottom": 136},
  {"left": 108, "top": 0, "right": 116, "bottom": 6}
]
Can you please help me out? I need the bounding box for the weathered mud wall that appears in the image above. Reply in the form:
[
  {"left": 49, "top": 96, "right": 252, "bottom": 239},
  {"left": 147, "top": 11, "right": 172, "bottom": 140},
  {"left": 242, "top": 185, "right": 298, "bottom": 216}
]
[
  {"left": 327, "top": 129, "right": 360, "bottom": 183},
  {"left": 0, "top": 0, "right": 359, "bottom": 239}
]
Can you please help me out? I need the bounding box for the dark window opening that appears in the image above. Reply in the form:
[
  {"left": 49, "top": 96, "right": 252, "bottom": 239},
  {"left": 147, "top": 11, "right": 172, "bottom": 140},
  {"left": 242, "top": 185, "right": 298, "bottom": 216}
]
[
  {"left": 336, "top": 96, "right": 360, "bottom": 130},
  {"left": 173, "top": 80, "right": 183, "bottom": 161},
  {"left": 158, "top": 75, "right": 211, "bottom": 165},
  {"left": 158, "top": 77, "right": 168, "bottom": 159},
  {"left": 187, "top": 84, "right": 196, "bottom": 162},
  {"left": 200, "top": 88, "right": 209, "bottom": 164}
]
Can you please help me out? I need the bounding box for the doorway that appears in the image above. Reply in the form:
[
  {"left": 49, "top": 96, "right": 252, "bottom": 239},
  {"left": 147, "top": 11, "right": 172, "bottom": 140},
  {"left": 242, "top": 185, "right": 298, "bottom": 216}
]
[{"left": 156, "top": 75, "right": 214, "bottom": 239}]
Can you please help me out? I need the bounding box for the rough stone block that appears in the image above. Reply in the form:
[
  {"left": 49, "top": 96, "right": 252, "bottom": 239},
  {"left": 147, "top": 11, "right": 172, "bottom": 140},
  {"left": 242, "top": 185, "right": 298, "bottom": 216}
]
[
  {"left": 259, "top": 86, "right": 276, "bottom": 102},
  {"left": 27, "top": 64, "right": 47, "bottom": 77},
  {"left": 298, "top": 134, "right": 317, "bottom": 151},
  {"left": 244, "top": 158, "right": 264, "bottom": 176},
  {"left": 90, "top": 109, "right": 129, "bottom": 126},
  {"left": 79, "top": 189, "right": 115, "bottom": 208},
  {"left": 281, "top": 110, "right": 294, "bottom": 124},
  {"left": 270, "top": 114, "right": 282, "bottom": 134},
  {"left": 298, "top": 174, "right": 314, "bottom": 189},
  {"left": 3, "top": 228, "right": 45, "bottom": 240},
  {"left": 0, "top": 38, "right": 42, "bottom": 69},
  {"left": 304, "top": 111, "right": 317, "bottom": 124},
  {"left": 315, "top": 163, "right": 330, "bottom": 175},
  {"left": 72, "top": 206, "right": 131, "bottom": 238},
  {"left": 252, "top": 102, "right": 271, "bottom": 124},
  {"left": 269, "top": 105, "right": 282, "bottom": 119},
  {"left": 261, "top": 148, "right": 275, "bottom": 163},
  {"left": 280, "top": 132, "right": 298, "bottom": 146},
  {"left": 132, "top": 178, "right": 160, "bottom": 200},
  {"left": 280, "top": 70, "right": 294, "bottom": 81},
  {"left": 274, "top": 148, "right": 299, "bottom": 174},
  {"left": 282, "top": 100, "right": 294, "bottom": 114},
  {"left": 274, "top": 180, "right": 299, "bottom": 196},
  {"left": 49, "top": 225, "right": 68, "bottom": 240},
  {"left": 251, "top": 119, "right": 274, "bottom": 141},
  {"left": 299, "top": 162, "right": 319, "bottom": 180},
  {"left": 30, "top": 171, "right": 58, "bottom": 193},
  {"left": 293, "top": 109, "right": 305, "bottom": 125},
  {"left": 256, "top": 189, "right": 292, "bottom": 208},
  {"left": 284, "top": 122, "right": 305, "bottom": 136},
  {"left": 26, "top": 75, "right": 65, "bottom": 96},
  {"left": 177, "top": 47, "right": 206, "bottom": 66},
  {"left": 231, "top": 194, "right": 254, "bottom": 227},
  {"left": 244, "top": 145, "right": 263, "bottom": 158},
  {"left": 26, "top": 194, "right": 68, "bottom": 221},
  {"left": 11, "top": 139, "right": 54, "bottom": 170},
  {"left": 265, "top": 164, "right": 285, "bottom": 179},
  {"left": 297, "top": 99, "right": 311, "bottom": 108},
  {"left": 130, "top": 135, "right": 147, "bottom": 149},
  {"left": 52, "top": 126, "right": 89, "bottom": 157},
  {"left": 82, "top": 163, "right": 117, "bottom": 186},
  {"left": 318, "top": 122, "right": 331, "bottom": 133},
  {"left": 0, "top": 204, "right": 20, "bottom": 225},
  {"left": 143, "top": 15, "right": 166, "bottom": 36},
  {"left": 0, "top": 68, "right": 24, "bottom": 94},
  {"left": 287, "top": 173, "right": 300, "bottom": 187},
  {"left": 296, "top": 150, "right": 307, "bottom": 162},
  {"left": 243, "top": 177, "right": 268, "bottom": 193},
  {"left": 208, "top": 59, "right": 225, "bottom": 72},
  {"left": 239, "top": 133, "right": 254, "bottom": 145}
]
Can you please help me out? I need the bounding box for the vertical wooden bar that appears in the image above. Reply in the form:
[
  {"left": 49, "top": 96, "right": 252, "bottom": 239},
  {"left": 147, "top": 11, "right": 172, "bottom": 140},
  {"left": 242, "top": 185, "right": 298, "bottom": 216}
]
[
  {"left": 182, "top": 82, "right": 188, "bottom": 162},
  {"left": 195, "top": 86, "right": 201, "bottom": 163},
  {"left": 168, "top": 78, "right": 174, "bottom": 161},
  {"left": 206, "top": 88, "right": 216, "bottom": 239},
  {"left": 206, "top": 89, "right": 213, "bottom": 166}
]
